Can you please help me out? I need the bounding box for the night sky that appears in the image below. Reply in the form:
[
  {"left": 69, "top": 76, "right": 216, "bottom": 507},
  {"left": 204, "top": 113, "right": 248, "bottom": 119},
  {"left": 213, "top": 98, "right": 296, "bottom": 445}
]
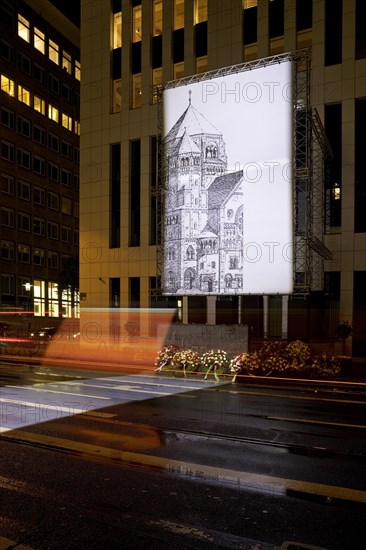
[{"left": 49, "top": 0, "right": 80, "bottom": 28}]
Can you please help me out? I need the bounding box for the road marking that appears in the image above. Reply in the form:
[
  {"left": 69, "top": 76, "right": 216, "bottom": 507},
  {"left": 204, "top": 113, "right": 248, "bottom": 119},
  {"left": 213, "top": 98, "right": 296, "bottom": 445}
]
[
  {"left": 269, "top": 416, "right": 366, "bottom": 429},
  {"left": 6, "top": 385, "right": 111, "bottom": 400},
  {"left": 2, "top": 429, "right": 366, "bottom": 505},
  {"left": 0, "top": 398, "right": 84, "bottom": 414}
]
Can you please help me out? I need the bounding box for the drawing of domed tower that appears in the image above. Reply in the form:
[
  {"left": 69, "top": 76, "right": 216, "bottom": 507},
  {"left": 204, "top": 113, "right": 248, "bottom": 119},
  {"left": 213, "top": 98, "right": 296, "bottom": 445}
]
[{"left": 163, "top": 91, "right": 244, "bottom": 295}]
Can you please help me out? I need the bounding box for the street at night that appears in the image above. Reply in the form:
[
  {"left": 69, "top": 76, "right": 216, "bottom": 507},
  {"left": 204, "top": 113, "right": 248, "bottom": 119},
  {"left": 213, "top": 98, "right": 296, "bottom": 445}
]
[{"left": 1, "top": 361, "right": 365, "bottom": 549}]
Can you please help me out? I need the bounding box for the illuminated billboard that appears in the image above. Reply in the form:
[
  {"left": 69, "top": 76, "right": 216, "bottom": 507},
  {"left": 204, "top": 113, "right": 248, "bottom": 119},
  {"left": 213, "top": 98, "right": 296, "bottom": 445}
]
[{"left": 162, "top": 58, "right": 293, "bottom": 295}]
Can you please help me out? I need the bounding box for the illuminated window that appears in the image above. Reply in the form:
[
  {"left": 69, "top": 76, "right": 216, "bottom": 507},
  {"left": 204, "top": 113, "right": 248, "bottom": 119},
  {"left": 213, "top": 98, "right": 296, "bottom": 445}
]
[
  {"left": 48, "top": 104, "right": 59, "bottom": 123},
  {"left": 18, "top": 244, "right": 30, "bottom": 263},
  {"left": 75, "top": 60, "right": 81, "bottom": 80},
  {"left": 49, "top": 39, "right": 59, "bottom": 65},
  {"left": 174, "top": 62, "right": 184, "bottom": 79},
  {"left": 18, "top": 14, "right": 30, "bottom": 42},
  {"left": 174, "top": 0, "right": 184, "bottom": 29},
  {"left": 34, "top": 28, "right": 45, "bottom": 53},
  {"left": 33, "top": 279, "right": 45, "bottom": 317},
  {"left": 194, "top": 0, "right": 207, "bottom": 24},
  {"left": 74, "top": 120, "right": 80, "bottom": 135},
  {"left": 196, "top": 55, "right": 207, "bottom": 73},
  {"left": 132, "top": 74, "right": 141, "bottom": 108},
  {"left": 133, "top": 6, "right": 142, "bottom": 42},
  {"left": 18, "top": 84, "right": 31, "bottom": 106},
  {"left": 34, "top": 95, "right": 45, "bottom": 115},
  {"left": 112, "top": 79, "right": 121, "bottom": 113},
  {"left": 48, "top": 281, "right": 59, "bottom": 316},
  {"left": 113, "top": 12, "right": 122, "bottom": 48},
  {"left": 1, "top": 75, "right": 15, "bottom": 96},
  {"left": 62, "top": 113, "right": 73, "bottom": 131},
  {"left": 152, "top": 68, "right": 162, "bottom": 104},
  {"left": 153, "top": 0, "right": 162, "bottom": 36},
  {"left": 62, "top": 51, "right": 72, "bottom": 74},
  {"left": 243, "top": 0, "right": 257, "bottom": 7},
  {"left": 62, "top": 197, "right": 72, "bottom": 215}
]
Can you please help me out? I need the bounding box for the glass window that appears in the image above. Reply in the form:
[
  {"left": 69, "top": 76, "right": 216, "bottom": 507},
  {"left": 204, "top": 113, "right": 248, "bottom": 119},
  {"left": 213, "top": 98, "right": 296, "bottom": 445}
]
[
  {"left": 133, "top": 6, "right": 142, "bottom": 42},
  {"left": 194, "top": 0, "right": 207, "bottom": 24},
  {"left": 34, "top": 95, "right": 46, "bottom": 115},
  {"left": 33, "top": 125, "right": 45, "bottom": 145},
  {"left": 0, "top": 173, "right": 14, "bottom": 194},
  {"left": 33, "top": 248, "right": 45, "bottom": 266},
  {"left": 48, "top": 251, "right": 59, "bottom": 269},
  {"left": 18, "top": 180, "right": 30, "bottom": 200},
  {"left": 18, "top": 84, "right": 31, "bottom": 105},
  {"left": 1, "top": 75, "right": 15, "bottom": 96},
  {"left": 152, "top": 68, "right": 162, "bottom": 104},
  {"left": 18, "top": 116, "right": 31, "bottom": 137},
  {"left": 18, "top": 212, "right": 30, "bottom": 231},
  {"left": 75, "top": 60, "right": 81, "bottom": 80},
  {"left": 1, "top": 240, "right": 15, "bottom": 260},
  {"left": 33, "top": 279, "right": 46, "bottom": 317},
  {"left": 33, "top": 186, "right": 45, "bottom": 205},
  {"left": 62, "top": 196, "right": 72, "bottom": 215},
  {"left": 47, "top": 221, "right": 59, "bottom": 239},
  {"left": 49, "top": 39, "right": 59, "bottom": 65},
  {"left": 1, "top": 106, "right": 15, "bottom": 129},
  {"left": 34, "top": 64, "right": 46, "bottom": 84},
  {"left": 48, "top": 281, "right": 59, "bottom": 316},
  {"left": 33, "top": 217, "right": 45, "bottom": 236},
  {"left": 153, "top": 0, "right": 162, "bottom": 36},
  {"left": 19, "top": 52, "right": 31, "bottom": 74},
  {"left": 34, "top": 28, "right": 45, "bottom": 53},
  {"left": 174, "top": 0, "right": 184, "bottom": 29},
  {"left": 113, "top": 12, "right": 122, "bottom": 48},
  {"left": 1, "top": 140, "right": 14, "bottom": 162},
  {"left": 18, "top": 148, "right": 30, "bottom": 169},
  {"left": 48, "top": 104, "right": 59, "bottom": 123},
  {"left": 48, "top": 162, "right": 59, "bottom": 181},
  {"left": 1, "top": 274, "right": 15, "bottom": 295},
  {"left": 62, "top": 225, "right": 71, "bottom": 243},
  {"left": 62, "top": 140, "right": 72, "bottom": 159},
  {"left": 33, "top": 156, "right": 45, "bottom": 175},
  {"left": 243, "top": 0, "right": 257, "bottom": 6},
  {"left": 62, "top": 50, "right": 72, "bottom": 74},
  {"left": 132, "top": 74, "right": 141, "bottom": 108},
  {"left": 48, "top": 192, "right": 59, "bottom": 210},
  {"left": 18, "top": 244, "right": 30, "bottom": 263},
  {"left": 62, "top": 113, "right": 73, "bottom": 131},
  {"left": 18, "top": 14, "right": 30, "bottom": 42},
  {"left": 1, "top": 207, "right": 14, "bottom": 228},
  {"left": 74, "top": 120, "right": 80, "bottom": 135},
  {"left": 112, "top": 79, "right": 121, "bottom": 113},
  {"left": 48, "top": 133, "right": 59, "bottom": 152}
]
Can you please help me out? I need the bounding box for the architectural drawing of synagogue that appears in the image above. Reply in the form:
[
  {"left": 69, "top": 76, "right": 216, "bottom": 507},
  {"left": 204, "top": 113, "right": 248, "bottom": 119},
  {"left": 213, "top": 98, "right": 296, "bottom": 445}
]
[{"left": 163, "top": 92, "right": 245, "bottom": 295}]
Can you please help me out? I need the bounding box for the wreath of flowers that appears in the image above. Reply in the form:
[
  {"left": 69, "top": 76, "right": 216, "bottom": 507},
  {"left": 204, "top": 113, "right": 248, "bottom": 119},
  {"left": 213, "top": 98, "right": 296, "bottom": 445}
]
[
  {"left": 171, "top": 349, "right": 201, "bottom": 375},
  {"left": 286, "top": 340, "right": 311, "bottom": 364},
  {"left": 201, "top": 349, "right": 229, "bottom": 381},
  {"left": 154, "top": 345, "right": 179, "bottom": 371}
]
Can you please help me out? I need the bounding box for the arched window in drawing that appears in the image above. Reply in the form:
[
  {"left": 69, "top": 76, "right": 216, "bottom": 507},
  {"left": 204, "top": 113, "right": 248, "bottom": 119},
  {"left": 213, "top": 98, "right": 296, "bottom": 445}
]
[
  {"left": 186, "top": 245, "right": 195, "bottom": 260},
  {"left": 225, "top": 274, "right": 233, "bottom": 288},
  {"left": 166, "top": 271, "right": 175, "bottom": 290},
  {"left": 184, "top": 268, "right": 196, "bottom": 289},
  {"left": 235, "top": 205, "right": 244, "bottom": 235}
]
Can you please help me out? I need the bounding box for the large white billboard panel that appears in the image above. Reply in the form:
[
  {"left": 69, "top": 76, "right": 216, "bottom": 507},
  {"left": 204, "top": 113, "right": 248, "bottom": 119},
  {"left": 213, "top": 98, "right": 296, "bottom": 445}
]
[{"left": 162, "top": 60, "right": 293, "bottom": 295}]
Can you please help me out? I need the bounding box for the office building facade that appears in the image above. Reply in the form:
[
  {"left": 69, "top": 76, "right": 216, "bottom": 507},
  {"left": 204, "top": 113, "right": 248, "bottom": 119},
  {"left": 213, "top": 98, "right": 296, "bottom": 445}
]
[
  {"left": 0, "top": 0, "right": 80, "bottom": 323},
  {"left": 80, "top": 0, "right": 366, "bottom": 357}
]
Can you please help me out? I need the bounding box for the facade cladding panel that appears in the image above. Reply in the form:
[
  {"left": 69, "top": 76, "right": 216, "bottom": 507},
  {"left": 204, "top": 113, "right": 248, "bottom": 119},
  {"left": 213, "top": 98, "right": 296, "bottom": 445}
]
[
  {"left": 0, "top": 0, "right": 80, "bottom": 321},
  {"left": 79, "top": 0, "right": 365, "bottom": 356}
]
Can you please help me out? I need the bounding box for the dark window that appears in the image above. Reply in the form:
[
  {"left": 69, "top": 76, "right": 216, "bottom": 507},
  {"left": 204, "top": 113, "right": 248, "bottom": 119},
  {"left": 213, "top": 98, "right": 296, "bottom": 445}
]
[
  {"left": 49, "top": 74, "right": 60, "bottom": 95},
  {"left": 129, "top": 277, "right": 140, "bottom": 308},
  {"left": 131, "top": 41, "right": 141, "bottom": 74},
  {"left": 18, "top": 51, "right": 31, "bottom": 74},
  {"left": 62, "top": 83, "right": 72, "bottom": 102},
  {"left": 243, "top": 5, "right": 257, "bottom": 45},
  {"left": 18, "top": 116, "right": 31, "bottom": 137},
  {"left": 195, "top": 21, "right": 207, "bottom": 58},
  {"left": 1, "top": 107, "right": 15, "bottom": 129},
  {"left": 112, "top": 47, "right": 121, "bottom": 79},
  {"left": 0, "top": 1, "right": 14, "bottom": 30},
  {"left": 1, "top": 40, "right": 15, "bottom": 63},
  {"left": 130, "top": 140, "right": 140, "bottom": 247},
  {"left": 296, "top": 0, "right": 312, "bottom": 31},
  {"left": 34, "top": 64, "right": 46, "bottom": 84},
  {"left": 269, "top": 0, "right": 284, "bottom": 38},
  {"left": 33, "top": 156, "right": 45, "bottom": 175},
  {"left": 110, "top": 143, "right": 121, "bottom": 248},
  {"left": 173, "top": 28, "right": 184, "bottom": 63},
  {"left": 355, "top": 99, "right": 366, "bottom": 232},
  {"left": 353, "top": 271, "right": 366, "bottom": 356},
  {"left": 356, "top": 0, "right": 366, "bottom": 60},
  {"left": 34, "top": 125, "right": 45, "bottom": 145},
  {"left": 324, "top": 0, "right": 342, "bottom": 66},
  {"left": 152, "top": 35, "right": 162, "bottom": 69},
  {"left": 324, "top": 103, "right": 342, "bottom": 230},
  {"left": 110, "top": 277, "right": 120, "bottom": 308},
  {"left": 18, "top": 148, "right": 30, "bottom": 169},
  {"left": 48, "top": 133, "right": 59, "bottom": 152},
  {"left": 150, "top": 135, "right": 161, "bottom": 245}
]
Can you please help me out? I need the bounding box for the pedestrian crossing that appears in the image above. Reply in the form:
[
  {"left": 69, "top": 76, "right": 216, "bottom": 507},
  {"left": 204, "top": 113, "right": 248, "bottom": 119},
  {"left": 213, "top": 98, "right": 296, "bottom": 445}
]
[{"left": 0, "top": 374, "right": 220, "bottom": 433}]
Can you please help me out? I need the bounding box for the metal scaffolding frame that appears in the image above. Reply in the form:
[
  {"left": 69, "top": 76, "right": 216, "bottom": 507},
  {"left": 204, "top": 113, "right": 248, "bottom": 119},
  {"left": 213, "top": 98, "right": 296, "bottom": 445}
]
[{"left": 151, "top": 49, "right": 332, "bottom": 299}]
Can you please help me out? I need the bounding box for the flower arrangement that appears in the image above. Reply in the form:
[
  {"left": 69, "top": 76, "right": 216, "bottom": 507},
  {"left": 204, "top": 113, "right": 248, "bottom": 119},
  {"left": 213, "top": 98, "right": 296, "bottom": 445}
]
[
  {"left": 201, "top": 349, "right": 229, "bottom": 382},
  {"left": 286, "top": 340, "right": 311, "bottom": 367},
  {"left": 154, "top": 345, "right": 179, "bottom": 372},
  {"left": 230, "top": 352, "right": 260, "bottom": 380},
  {"left": 171, "top": 349, "right": 201, "bottom": 377}
]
